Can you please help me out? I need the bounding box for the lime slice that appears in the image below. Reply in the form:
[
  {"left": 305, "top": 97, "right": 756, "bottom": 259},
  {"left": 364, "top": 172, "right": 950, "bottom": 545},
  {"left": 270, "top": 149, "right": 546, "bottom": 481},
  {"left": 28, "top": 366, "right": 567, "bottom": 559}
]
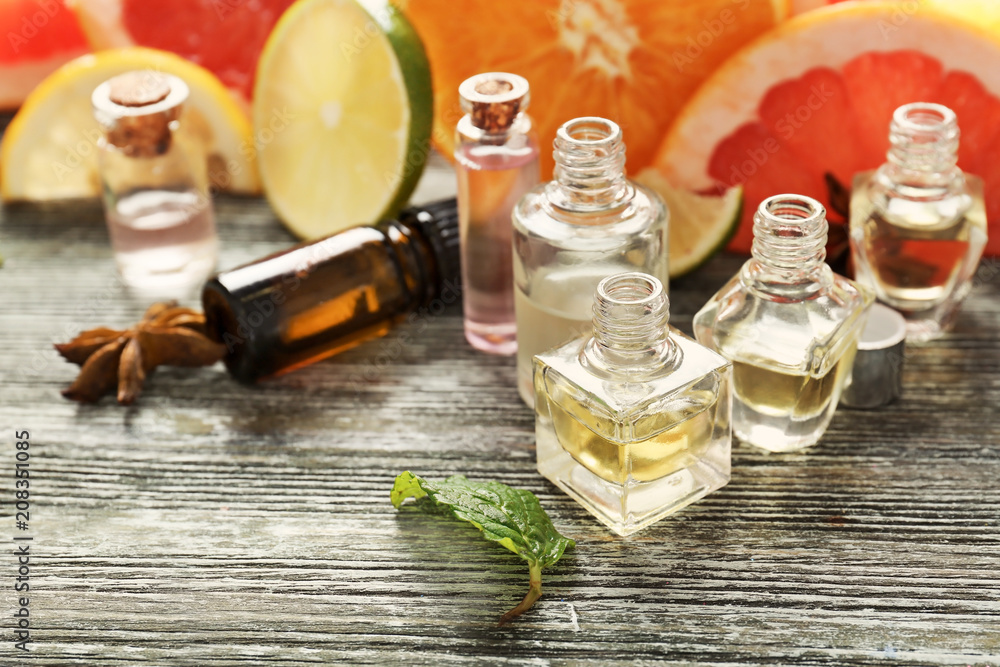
[
  {"left": 253, "top": 0, "right": 432, "bottom": 239},
  {"left": 636, "top": 168, "right": 743, "bottom": 278}
]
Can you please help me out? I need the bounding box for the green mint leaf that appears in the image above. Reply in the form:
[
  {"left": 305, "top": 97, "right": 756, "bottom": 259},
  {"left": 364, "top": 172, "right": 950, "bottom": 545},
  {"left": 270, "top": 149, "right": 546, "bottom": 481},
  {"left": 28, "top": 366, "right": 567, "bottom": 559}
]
[{"left": 391, "top": 471, "right": 575, "bottom": 625}]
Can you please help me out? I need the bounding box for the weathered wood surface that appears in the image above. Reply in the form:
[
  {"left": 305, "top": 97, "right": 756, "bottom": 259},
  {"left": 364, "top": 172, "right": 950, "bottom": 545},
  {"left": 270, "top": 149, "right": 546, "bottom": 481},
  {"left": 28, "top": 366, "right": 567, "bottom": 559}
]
[{"left": 1, "top": 156, "right": 999, "bottom": 666}]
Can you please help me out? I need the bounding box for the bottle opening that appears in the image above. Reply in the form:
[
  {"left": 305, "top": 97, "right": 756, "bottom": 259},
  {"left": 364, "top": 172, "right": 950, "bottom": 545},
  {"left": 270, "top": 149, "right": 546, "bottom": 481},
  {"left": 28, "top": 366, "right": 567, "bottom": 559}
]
[
  {"left": 474, "top": 79, "right": 513, "bottom": 96},
  {"left": 459, "top": 72, "right": 530, "bottom": 131},
  {"left": 752, "top": 194, "right": 828, "bottom": 271},
  {"left": 893, "top": 102, "right": 956, "bottom": 138},
  {"left": 557, "top": 117, "right": 621, "bottom": 146},
  {"left": 597, "top": 272, "right": 663, "bottom": 308},
  {"left": 760, "top": 195, "right": 826, "bottom": 232}
]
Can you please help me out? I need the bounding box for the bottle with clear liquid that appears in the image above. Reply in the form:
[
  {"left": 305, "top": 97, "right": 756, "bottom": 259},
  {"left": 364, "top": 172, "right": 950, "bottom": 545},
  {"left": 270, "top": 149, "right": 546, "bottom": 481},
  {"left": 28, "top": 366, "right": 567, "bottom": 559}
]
[
  {"left": 693, "top": 195, "right": 873, "bottom": 453},
  {"left": 512, "top": 116, "right": 669, "bottom": 406},
  {"left": 534, "top": 272, "right": 731, "bottom": 536},
  {"left": 456, "top": 72, "right": 540, "bottom": 355},
  {"left": 849, "top": 102, "right": 988, "bottom": 342},
  {"left": 92, "top": 70, "right": 218, "bottom": 299}
]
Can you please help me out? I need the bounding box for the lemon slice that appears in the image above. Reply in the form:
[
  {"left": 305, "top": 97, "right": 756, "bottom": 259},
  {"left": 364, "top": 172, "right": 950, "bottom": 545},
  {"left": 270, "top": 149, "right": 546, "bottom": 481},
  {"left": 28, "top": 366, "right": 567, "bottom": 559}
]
[
  {"left": 0, "top": 47, "right": 259, "bottom": 200},
  {"left": 253, "top": 0, "right": 432, "bottom": 239},
  {"left": 636, "top": 168, "right": 743, "bottom": 278}
]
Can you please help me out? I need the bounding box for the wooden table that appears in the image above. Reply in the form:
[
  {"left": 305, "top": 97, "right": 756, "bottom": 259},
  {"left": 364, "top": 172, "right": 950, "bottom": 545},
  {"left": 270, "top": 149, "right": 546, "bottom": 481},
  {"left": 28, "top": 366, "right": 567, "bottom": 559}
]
[{"left": 1, "top": 157, "right": 999, "bottom": 666}]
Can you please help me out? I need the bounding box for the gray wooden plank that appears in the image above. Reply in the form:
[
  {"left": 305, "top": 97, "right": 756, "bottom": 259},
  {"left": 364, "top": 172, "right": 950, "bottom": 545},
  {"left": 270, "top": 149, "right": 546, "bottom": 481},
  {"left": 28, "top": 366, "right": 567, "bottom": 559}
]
[{"left": 0, "top": 152, "right": 998, "bottom": 666}]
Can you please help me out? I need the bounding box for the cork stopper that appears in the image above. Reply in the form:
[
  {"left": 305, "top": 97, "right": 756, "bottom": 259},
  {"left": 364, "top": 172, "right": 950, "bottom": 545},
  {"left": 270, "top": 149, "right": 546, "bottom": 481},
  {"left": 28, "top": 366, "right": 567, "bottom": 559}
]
[
  {"left": 459, "top": 72, "right": 530, "bottom": 133},
  {"left": 92, "top": 71, "right": 189, "bottom": 158}
]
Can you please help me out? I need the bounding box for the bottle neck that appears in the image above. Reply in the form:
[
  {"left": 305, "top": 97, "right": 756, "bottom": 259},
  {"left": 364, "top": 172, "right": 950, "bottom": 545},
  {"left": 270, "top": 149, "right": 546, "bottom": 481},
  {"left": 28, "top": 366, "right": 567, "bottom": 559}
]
[
  {"left": 748, "top": 195, "right": 829, "bottom": 289},
  {"left": 93, "top": 72, "right": 188, "bottom": 159},
  {"left": 547, "top": 117, "right": 633, "bottom": 213},
  {"left": 583, "top": 273, "right": 677, "bottom": 378},
  {"left": 458, "top": 72, "right": 531, "bottom": 147},
  {"left": 879, "top": 102, "right": 963, "bottom": 193}
]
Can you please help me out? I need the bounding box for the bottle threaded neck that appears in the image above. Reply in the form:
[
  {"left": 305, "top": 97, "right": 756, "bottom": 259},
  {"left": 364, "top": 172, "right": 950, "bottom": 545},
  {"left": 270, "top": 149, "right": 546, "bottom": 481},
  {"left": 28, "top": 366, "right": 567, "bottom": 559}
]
[
  {"left": 585, "top": 272, "right": 675, "bottom": 375},
  {"left": 751, "top": 194, "right": 828, "bottom": 272},
  {"left": 549, "top": 116, "right": 630, "bottom": 211},
  {"left": 887, "top": 102, "right": 959, "bottom": 176}
]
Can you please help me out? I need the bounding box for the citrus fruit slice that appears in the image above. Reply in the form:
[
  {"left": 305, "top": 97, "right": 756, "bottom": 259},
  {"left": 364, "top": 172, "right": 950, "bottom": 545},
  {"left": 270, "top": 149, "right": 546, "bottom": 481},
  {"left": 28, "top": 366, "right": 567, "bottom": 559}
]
[
  {"left": 399, "top": 0, "right": 787, "bottom": 179},
  {"left": 793, "top": 0, "right": 1000, "bottom": 33},
  {"left": 654, "top": 2, "right": 1000, "bottom": 256},
  {"left": 253, "top": 0, "right": 432, "bottom": 239},
  {"left": 1, "top": 47, "right": 259, "bottom": 200},
  {"left": 0, "top": 0, "right": 89, "bottom": 109},
  {"left": 66, "top": 0, "right": 296, "bottom": 102},
  {"left": 635, "top": 169, "right": 742, "bottom": 278}
]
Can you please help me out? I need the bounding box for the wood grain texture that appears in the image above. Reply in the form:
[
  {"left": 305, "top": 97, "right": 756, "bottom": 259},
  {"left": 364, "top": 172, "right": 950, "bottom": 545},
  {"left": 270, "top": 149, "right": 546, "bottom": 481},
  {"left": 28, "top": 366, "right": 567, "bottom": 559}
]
[{"left": 0, "top": 154, "right": 999, "bottom": 666}]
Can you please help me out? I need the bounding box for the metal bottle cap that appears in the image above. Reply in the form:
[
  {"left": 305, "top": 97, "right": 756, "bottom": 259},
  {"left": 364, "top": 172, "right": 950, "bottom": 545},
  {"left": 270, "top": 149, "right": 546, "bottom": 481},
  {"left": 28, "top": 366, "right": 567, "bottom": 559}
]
[{"left": 841, "top": 303, "right": 907, "bottom": 409}]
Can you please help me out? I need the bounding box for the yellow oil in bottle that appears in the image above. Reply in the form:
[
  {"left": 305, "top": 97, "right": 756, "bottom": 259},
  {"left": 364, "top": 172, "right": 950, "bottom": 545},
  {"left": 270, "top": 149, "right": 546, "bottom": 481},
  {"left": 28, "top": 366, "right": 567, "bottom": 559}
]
[{"left": 546, "top": 390, "right": 715, "bottom": 485}]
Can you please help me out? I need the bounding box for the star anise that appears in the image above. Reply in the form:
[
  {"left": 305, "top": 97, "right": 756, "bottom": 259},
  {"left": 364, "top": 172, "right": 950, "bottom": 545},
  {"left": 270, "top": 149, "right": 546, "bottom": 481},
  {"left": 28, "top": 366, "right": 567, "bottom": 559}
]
[{"left": 55, "top": 302, "right": 226, "bottom": 405}]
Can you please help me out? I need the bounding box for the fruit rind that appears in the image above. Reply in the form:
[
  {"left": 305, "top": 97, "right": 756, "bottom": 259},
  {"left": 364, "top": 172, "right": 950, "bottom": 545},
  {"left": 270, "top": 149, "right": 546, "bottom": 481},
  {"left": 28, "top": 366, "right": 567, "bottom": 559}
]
[
  {"left": 253, "top": 0, "right": 433, "bottom": 239},
  {"left": 656, "top": 1, "right": 1000, "bottom": 191},
  {"left": 635, "top": 169, "right": 743, "bottom": 278}
]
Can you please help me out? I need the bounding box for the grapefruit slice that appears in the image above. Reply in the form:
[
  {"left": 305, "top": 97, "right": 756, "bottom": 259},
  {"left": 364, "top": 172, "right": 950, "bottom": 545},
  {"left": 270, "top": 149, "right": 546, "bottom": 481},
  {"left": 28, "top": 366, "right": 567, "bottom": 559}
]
[
  {"left": 66, "top": 0, "right": 296, "bottom": 102},
  {"left": 792, "top": 0, "right": 1000, "bottom": 33},
  {"left": 655, "top": 2, "right": 1000, "bottom": 256},
  {"left": 0, "top": 0, "right": 89, "bottom": 109},
  {"left": 399, "top": 0, "right": 787, "bottom": 179},
  {"left": 1, "top": 47, "right": 259, "bottom": 200}
]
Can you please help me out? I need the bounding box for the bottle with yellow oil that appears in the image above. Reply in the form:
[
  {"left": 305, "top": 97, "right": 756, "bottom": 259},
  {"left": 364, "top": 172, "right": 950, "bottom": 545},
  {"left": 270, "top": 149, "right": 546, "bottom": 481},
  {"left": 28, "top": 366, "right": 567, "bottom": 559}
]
[
  {"left": 534, "top": 272, "right": 731, "bottom": 536},
  {"left": 693, "top": 194, "right": 874, "bottom": 453}
]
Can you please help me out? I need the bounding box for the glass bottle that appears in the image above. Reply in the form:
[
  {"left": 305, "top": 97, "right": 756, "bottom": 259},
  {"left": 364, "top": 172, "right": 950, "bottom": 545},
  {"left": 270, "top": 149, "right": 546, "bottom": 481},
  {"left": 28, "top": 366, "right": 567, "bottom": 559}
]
[
  {"left": 513, "top": 116, "right": 669, "bottom": 406},
  {"left": 693, "top": 194, "right": 873, "bottom": 453},
  {"left": 849, "top": 102, "right": 988, "bottom": 342},
  {"left": 202, "top": 199, "right": 459, "bottom": 383},
  {"left": 92, "top": 70, "right": 218, "bottom": 298},
  {"left": 456, "top": 72, "right": 540, "bottom": 355},
  {"left": 534, "top": 272, "right": 731, "bottom": 536}
]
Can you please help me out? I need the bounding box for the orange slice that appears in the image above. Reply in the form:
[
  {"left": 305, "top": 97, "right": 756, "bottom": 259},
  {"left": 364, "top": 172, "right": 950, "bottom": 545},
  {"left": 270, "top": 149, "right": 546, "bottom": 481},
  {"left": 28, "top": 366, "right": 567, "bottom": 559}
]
[
  {"left": 654, "top": 2, "right": 1000, "bottom": 255},
  {"left": 399, "top": 0, "right": 787, "bottom": 178}
]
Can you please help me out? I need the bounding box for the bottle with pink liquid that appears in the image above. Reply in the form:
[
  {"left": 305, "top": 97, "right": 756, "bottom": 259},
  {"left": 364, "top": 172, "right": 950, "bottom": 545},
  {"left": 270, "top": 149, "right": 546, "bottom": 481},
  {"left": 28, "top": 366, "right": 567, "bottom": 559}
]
[
  {"left": 92, "top": 70, "right": 218, "bottom": 299},
  {"left": 455, "top": 72, "right": 540, "bottom": 355}
]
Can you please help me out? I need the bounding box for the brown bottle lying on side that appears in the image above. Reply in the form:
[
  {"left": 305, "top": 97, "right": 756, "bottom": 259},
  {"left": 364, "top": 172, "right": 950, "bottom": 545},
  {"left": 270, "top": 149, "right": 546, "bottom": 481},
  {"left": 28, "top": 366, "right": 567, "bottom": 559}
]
[{"left": 202, "top": 199, "right": 459, "bottom": 383}]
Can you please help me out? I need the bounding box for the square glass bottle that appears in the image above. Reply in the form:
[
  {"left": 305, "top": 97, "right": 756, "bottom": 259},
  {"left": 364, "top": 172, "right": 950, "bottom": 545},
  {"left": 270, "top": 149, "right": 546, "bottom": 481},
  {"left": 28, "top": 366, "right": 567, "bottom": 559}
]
[
  {"left": 694, "top": 195, "right": 873, "bottom": 453},
  {"left": 534, "top": 273, "right": 732, "bottom": 537},
  {"left": 849, "top": 102, "right": 988, "bottom": 342}
]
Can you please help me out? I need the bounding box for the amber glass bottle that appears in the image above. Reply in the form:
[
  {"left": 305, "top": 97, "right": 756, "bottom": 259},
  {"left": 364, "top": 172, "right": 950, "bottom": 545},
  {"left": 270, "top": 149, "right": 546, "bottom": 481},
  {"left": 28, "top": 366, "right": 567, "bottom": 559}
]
[{"left": 202, "top": 200, "right": 459, "bottom": 383}]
